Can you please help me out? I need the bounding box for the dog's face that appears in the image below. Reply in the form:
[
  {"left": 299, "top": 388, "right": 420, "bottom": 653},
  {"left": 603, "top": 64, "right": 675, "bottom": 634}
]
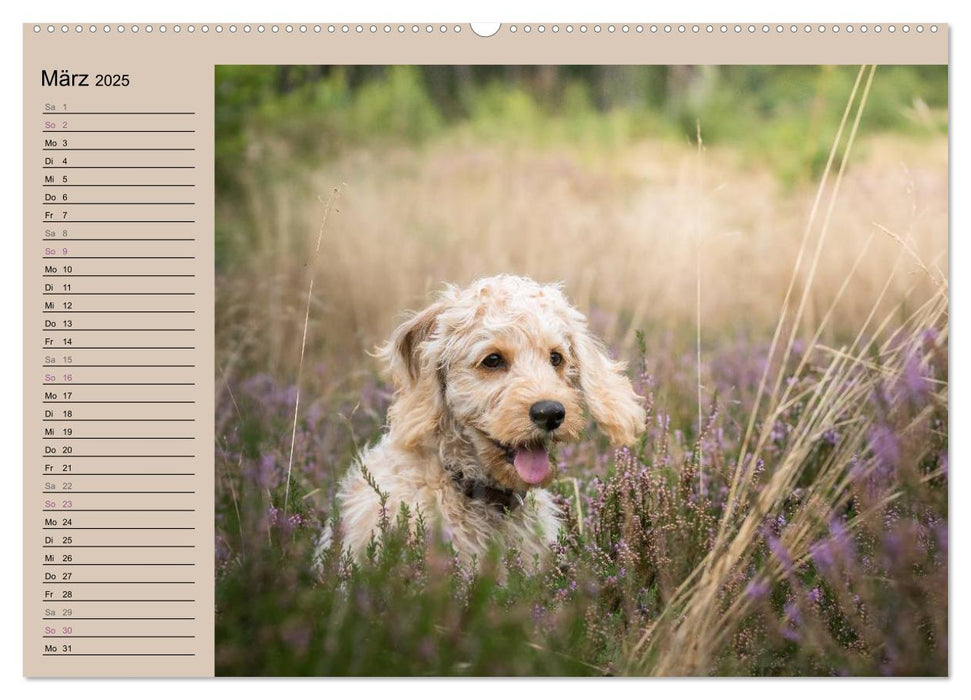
[{"left": 381, "top": 275, "right": 646, "bottom": 491}]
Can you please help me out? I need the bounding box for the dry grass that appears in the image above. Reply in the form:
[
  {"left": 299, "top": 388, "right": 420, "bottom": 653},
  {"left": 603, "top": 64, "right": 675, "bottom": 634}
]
[
  {"left": 629, "top": 66, "right": 947, "bottom": 674},
  {"left": 217, "top": 130, "right": 946, "bottom": 393}
]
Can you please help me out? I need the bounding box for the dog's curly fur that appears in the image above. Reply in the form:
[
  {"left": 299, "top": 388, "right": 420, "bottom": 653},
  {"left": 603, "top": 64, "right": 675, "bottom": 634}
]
[{"left": 328, "top": 275, "right": 645, "bottom": 568}]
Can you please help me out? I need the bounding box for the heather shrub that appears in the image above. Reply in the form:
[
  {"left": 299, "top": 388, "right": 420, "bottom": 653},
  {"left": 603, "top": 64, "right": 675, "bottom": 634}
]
[{"left": 215, "top": 308, "right": 947, "bottom": 675}]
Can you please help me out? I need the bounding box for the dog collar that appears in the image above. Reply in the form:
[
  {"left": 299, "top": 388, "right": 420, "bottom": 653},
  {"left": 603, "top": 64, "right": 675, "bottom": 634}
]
[{"left": 450, "top": 472, "right": 526, "bottom": 513}]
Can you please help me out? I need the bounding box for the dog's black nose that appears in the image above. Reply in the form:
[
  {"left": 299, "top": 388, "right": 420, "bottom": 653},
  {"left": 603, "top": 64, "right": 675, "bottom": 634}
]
[{"left": 530, "top": 400, "right": 566, "bottom": 431}]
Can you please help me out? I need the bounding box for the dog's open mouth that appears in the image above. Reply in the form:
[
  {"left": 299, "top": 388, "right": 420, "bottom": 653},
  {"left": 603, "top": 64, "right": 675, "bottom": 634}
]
[{"left": 491, "top": 438, "right": 553, "bottom": 485}]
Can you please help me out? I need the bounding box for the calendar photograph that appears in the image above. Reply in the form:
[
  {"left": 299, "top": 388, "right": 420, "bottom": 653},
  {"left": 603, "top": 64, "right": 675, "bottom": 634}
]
[{"left": 211, "top": 63, "right": 948, "bottom": 676}]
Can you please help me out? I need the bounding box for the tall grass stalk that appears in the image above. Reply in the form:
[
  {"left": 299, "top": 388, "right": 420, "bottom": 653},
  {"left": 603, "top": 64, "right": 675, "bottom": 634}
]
[
  {"left": 284, "top": 185, "right": 343, "bottom": 516},
  {"left": 731, "top": 65, "right": 866, "bottom": 535},
  {"left": 628, "top": 64, "right": 945, "bottom": 674},
  {"left": 629, "top": 65, "right": 868, "bottom": 668}
]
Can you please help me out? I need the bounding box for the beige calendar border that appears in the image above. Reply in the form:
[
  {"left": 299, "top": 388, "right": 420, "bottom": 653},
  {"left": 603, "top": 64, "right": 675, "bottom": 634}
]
[
  {"left": 25, "top": 22, "right": 949, "bottom": 64},
  {"left": 23, "top": 22, "right": 947, "bottom": 678}
]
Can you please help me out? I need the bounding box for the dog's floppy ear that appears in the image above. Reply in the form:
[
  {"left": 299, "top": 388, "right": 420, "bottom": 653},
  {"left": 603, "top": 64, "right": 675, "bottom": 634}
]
[
  {"left": 572, "top": 325, "right": 646, "bottom": 446},
  {"left": 381, "top": 301, "right": 445, "bottom": 388},
  {"left": 380, "top": 301, "right": 446, "bottom": 448}
]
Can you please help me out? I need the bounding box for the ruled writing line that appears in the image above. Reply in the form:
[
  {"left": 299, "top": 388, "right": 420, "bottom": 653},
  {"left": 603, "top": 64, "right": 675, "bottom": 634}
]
[
  {"left": 42, "top": 491, "right": 196, "bottom": 494},
  {"left": 43, "top": 545, "right": 196, "bottom": 548},
  {"left": 42, "top": 111, "right": 196, "bottom": 115},
  {"left": 41, "top": 202, "right": 196, "bottom": 206},
  {"left": 42, "top": 654, "right": 196, "bottom": 657},
  {"left": 42, "top": 148, "right": 196, "bottom": 151},
  {"left": 42, "top": 417, "right": 196, "bottom": 420},
  {"left": 41, "top": 222, "right": 196, "bottom": 225},
  {"left": 43, "top": 238, "right": 197, "bottom": 242},
  {"left": 42, "top": 527, "right": 196, "bottom": 530},
  {"left": 42, "top": 166, "right": 196, "bottom": 169},
  {"left": 43, "top": 130, "right": 196, "bottom": 133},
  {"left": 41, "top": 365, "right": 196, "bottom": 368}
]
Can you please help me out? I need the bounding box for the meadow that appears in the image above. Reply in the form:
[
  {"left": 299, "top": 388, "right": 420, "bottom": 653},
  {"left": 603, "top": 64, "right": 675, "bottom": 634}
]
[{"left": 213, "top": 65, "right": 948, "bottom": 675}]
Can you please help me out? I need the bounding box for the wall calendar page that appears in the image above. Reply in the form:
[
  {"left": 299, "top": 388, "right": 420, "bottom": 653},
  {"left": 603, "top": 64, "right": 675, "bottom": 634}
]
[{"left": 22, "top": 21, "right": 949, "bottom": 679}]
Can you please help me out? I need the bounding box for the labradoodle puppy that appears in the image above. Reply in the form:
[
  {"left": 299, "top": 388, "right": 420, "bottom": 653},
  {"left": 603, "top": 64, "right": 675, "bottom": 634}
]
[{"left": 330, "top": 274, "right": 645, "bottom": 568}]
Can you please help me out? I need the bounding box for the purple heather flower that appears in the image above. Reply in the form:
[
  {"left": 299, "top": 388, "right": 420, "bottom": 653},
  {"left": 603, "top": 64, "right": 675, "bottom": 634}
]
[
  {"left": 900, "top": 353, "right": 929, "bottom": 403},
  {"left": 781, "top": 601, "right": 802, "bottom": 642},
  {"left": 869, "top": 424, "right": 900, "bottom": 476},
  {"left": 284, "top": 385, "right": 298, "bottom": 406},
  {"left": 252, "top": 453, "right": 277, "bottom": 488},
  {"left": 809, "top": 539, "right": 836, "bottom": 576},
  {"left": 847, "top": 454, "right": 867, "bottom": 483},
  {"left": 744, "top": 577, "right": 770, "bottom": 601},
  {"left": 532, "top": 604, "right": 546, "bottom": 624},
  {"left": 753, "top": 458, "right": 765, "bottom": 479},
  {"left": 767, "top": 534, "right": 794, "bottom": 575},
  {"left": 784, "top": 601, "right": 802, "bottom": 626},
  {"left": 809, "top": 517, "right": 858, "bottom": 575}
]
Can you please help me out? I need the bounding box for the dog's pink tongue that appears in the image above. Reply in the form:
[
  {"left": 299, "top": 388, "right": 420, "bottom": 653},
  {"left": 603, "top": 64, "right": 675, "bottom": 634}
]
[{"left": 513, "top": 447, "right": 550, "bottom": 484}]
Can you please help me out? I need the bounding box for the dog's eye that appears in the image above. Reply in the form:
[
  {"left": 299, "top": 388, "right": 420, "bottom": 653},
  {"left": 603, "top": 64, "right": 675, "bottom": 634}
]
[
  {"left": 481, "top": 353, "right": 505, "bottom": 369},
  {"left": 550, "top": 351, "right": 563, "bottom": 367}
]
